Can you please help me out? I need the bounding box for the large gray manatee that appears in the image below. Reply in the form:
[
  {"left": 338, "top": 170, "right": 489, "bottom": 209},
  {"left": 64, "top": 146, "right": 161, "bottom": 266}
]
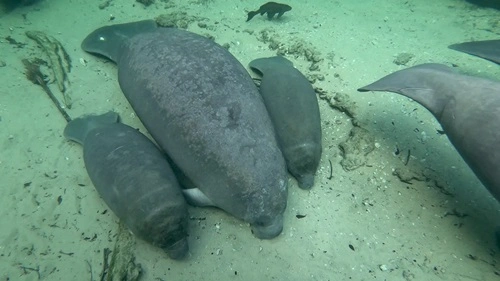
[
  {"left": 358, "top": 63, "right": 500, "bottom": 202},
  {"left": 81, "top": 20, "right": 288, "bottom": 239}
]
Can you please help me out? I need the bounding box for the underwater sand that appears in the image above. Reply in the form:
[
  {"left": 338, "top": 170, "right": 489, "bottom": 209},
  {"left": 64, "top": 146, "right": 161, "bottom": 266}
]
[{"left": 1, "top": 0, "right": 499, "bottom": 280}]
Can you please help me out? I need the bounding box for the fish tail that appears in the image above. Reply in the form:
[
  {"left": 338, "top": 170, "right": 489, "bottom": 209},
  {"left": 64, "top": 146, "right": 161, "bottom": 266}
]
[{"left": 247, "top": 11, "right": 258, "bottom": 22}]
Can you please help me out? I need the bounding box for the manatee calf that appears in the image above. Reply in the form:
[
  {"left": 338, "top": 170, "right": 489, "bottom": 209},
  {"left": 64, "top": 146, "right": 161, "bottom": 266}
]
[
  {"left": 358, "top": 63, "right": 500, "bottom": 202},
  {"left": 249, "top": 56, "right": 322, "bottom": 189},
  {"left": 449, "top": 39, "right": 500, "bottom": 65},
  {"left": 81, "top": 20, "right": 288, "bottom": 239},
  {"left": 64, "top": 112, "right": 189, "bottom": 259}
]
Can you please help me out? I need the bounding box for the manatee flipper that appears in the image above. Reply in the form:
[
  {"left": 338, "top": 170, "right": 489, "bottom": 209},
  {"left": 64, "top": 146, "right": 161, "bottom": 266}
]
[{"left": 182, "top": 188, "right": 216, "bottom": 207}]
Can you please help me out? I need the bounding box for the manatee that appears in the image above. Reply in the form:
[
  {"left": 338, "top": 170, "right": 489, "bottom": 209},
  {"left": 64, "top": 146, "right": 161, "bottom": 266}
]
[
  {"left": 249, "top": 56, "right": 322, "bottom": 189},
  {"left": 64, "top": 112, "right": 189, "bottom": 259},
  {"left": 358, "top": 63, "right": 500, "bottom": 202},
  {"left": 449, "top": 39, "right": 500, "bottom": 64},
  {"left": 81, "top": 20, "right": 288, "bottom": 239}
]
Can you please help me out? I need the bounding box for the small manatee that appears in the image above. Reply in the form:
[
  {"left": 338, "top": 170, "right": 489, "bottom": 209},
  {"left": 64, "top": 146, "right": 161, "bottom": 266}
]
[
  {"left": 65, "top": 112, "right": 189, "bottom": 259},
  {"left": 250, "top": 56, "right": 322, "bottom": 189}
]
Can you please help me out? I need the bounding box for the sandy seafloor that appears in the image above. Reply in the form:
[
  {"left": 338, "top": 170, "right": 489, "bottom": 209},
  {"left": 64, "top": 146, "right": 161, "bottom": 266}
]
[{"left": 1, "top": 0, "right": 500, "bottom": 280}]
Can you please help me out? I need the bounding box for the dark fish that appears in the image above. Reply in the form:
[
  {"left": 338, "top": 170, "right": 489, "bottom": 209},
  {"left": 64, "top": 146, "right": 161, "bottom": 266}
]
[{"left": 247, "top": 2, "right": 292, "bottom": 22}]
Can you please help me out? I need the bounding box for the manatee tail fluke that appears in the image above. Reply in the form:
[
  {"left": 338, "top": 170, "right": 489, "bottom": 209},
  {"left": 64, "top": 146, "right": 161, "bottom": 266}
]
[
  {"left": 247, "top": 11, "right": 258, "bottom": 21},
  {"left": 357, "top": 63, "right": 455, "bottom": 119},
  {"left": 64, "top": 111, "right": 119, "bottom": 144},
  {"left": 449, "top": 40, "right": 500, "bottom": 65},
  {"left": 81, "top": 20, "right": 157, "bottom": 63}
]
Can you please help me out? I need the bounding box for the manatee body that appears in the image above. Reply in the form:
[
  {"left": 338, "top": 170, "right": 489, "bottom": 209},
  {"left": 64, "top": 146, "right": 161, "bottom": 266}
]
[
  {"left": 249, "top": 56, "right": 322, "bottom": 189},
  {"left": 358, "top": 63, "right": 500, "bottom": 202},
  {"left": 81, "top": 21, "right": 288, "bottom": 239},
  {"left": 64, "top": 112, "right": 189, "bottom": 259}
]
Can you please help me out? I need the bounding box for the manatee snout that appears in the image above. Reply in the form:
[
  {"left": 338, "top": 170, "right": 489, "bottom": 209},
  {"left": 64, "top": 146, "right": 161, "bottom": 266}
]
[
  {"left": 285, "top": 143, "right": 321, "bottom": 190},
  {"left": 251, "top": 213, "right": 284, "bottom": 239},
  {"left": 294, "top": 174, "right": 315, "bottom": 190},
  {"left": 165, "top": 238, "right": 189, "bottom": 260}
]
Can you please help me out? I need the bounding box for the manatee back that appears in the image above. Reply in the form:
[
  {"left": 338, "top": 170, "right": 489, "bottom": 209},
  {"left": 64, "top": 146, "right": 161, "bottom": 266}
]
[
  {"left": 114, "top": 27, "right": 288, "bottom": 238},
  {"left": 250, "top": 56, "right": 322, "bottom": 189},
  {"left": 65, "top": 112, "right": 189, "bottom": 259}
]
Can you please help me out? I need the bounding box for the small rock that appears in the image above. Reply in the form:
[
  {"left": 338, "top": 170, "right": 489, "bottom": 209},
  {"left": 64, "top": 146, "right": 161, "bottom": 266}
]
[{"left": 393, "top": 52, "right": 414, "bottom": 66}]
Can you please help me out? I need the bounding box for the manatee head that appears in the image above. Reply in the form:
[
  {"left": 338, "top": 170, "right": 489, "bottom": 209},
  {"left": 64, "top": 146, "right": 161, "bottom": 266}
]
[{"left": 248, "top": 169, "right": 288, "bottom": 239}]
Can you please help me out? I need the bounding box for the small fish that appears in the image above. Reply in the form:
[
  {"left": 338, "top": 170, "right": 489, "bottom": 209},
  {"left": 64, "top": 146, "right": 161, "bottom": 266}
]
[{"left": 247, "top": 2, "right": 292, "bottom": 22}]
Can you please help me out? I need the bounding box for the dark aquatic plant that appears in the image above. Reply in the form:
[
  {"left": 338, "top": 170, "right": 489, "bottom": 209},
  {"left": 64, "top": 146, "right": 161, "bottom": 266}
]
[{"left": 22, "top": 58, "right": 71, "bottom": 122}]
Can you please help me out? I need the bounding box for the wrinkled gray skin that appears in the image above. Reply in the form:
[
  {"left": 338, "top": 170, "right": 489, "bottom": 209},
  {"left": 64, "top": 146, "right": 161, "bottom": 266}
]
[
  {"left": 449, "top": 40, "right": 500, "bottom": 65},
  {"left": 249, "top": 56, "right": 322, "bottom": 189},
  {"left": 358, "top": 63, "right": 500, "bottom": 202},
  {"left": 81, "top": 20, "right": 288, "bottom": 239},
  {"left": 64, "top": 112, "right": 189, "bottom": 259}
]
